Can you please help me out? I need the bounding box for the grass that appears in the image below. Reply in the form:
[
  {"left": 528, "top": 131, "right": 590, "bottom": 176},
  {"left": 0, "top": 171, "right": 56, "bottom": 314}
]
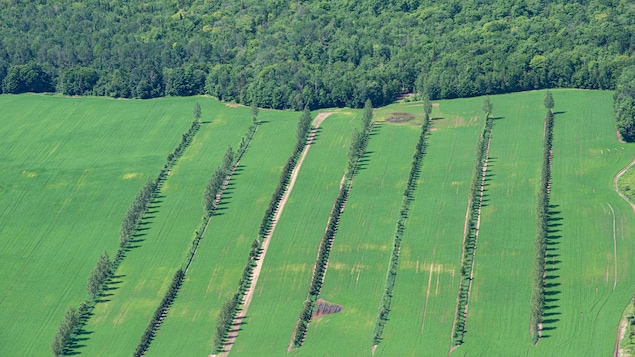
[
  {"left": 3, "top": 91, "right": 635, "bottom": 356},
  {"left": 146, "top": 110, "right": 299, "bottom": 356},
  {"left": 524, "top": 90, "right": 635, "bottom": 356},
  {"left": 0, "top": 94, "right": 199, "bottom": 356},
  {"left": 296, "top": 122, "right": 421, "bottom": 356},
  {"left": 372, "top": 97, "right": 485, "bottom": 356},
  {"left": 228, "top": 112, "right": 355, "bottom": 356},
  {"left": 454, "top": 91, "right": 546, "bottom": 354},
  {"left": 76, "top": 100, "right": 254, "bottom": 355}
]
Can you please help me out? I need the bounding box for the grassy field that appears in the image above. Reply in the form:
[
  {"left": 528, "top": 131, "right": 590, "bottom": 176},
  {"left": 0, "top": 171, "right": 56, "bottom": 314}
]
[
  {"left": 373, "top": 98, "right": 485, "bottom": 356},
  {"left": 455, "top": 91, "right": 546, "bottom": 354},
  {"left": 78, "top": 101, "right": 256, "bottom": 355},
  {"left": 0, "top": 94, "right": 201, "bottom": 356},
  {"left": 146, "top": 110, "right": 299, "bottom": 356},
  {"left": 3, "top": 90, "right": 634, "bottom": 356},
  {"left": 525, "top": 90, "right": 635, "bottom": 356},
  {"left": 228, "top": 112, "right": 355, "bottom": 356},
  {"left": 296, "top": 122, "right": 421, "bottom": 355}
]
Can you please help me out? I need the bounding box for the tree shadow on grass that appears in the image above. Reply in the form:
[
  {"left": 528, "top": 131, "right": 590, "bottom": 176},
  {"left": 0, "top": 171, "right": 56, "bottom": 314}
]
[{"left": 542, "top": 204, "right": 563, "bottom": 337}]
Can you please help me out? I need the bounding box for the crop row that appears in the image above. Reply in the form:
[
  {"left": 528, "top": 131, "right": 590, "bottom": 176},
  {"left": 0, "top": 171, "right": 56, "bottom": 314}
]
[
  {"left": 211, "top": 108, "right": 314, "bottom": 353},
  {"left": 291, "top": 101, "right": 374, "bottom": 349},
  {"left": 372, "top": 109, "right": 431, "bottom": 346},
  {"left": 451, "top": 107, "right": 495, "bottom": 346},
  {"left": 50, "top": 112, "right": 203, "bottom": 357},
  {"left": 531, "top": 95, "right": 555, "bottom": 343}
]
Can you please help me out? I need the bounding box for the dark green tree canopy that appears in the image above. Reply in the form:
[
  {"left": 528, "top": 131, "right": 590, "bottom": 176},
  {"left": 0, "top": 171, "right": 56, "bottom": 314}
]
[{"left": 1, "top": 1, "right": 635, "bottom": 108}]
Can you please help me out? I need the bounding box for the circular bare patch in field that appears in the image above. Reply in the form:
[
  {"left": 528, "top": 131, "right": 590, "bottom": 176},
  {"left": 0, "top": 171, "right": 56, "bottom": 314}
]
[{"left": 386, "top": 112, "right": 415, "bottom": 123}]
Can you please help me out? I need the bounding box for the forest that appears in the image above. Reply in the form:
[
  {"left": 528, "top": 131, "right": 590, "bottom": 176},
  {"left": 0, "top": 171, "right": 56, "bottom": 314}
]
[{"left": 1, "top": 0, "right": 635, "bottom": 112}]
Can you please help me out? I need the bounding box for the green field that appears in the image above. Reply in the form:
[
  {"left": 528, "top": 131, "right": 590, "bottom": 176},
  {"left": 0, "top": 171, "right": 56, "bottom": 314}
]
[
  {"left": 146, "top": 110, "right": 299, "bottom": 356},
  {"left": 2, "top": 90, "right": 635, "bottom": 357},
  {"left": 79, "top": 102, "right": 254, "bottom": 355},
  {"left": 229, "top": 112, "right": 355, "bottom": 356},
  {"left": 0, "top": 94, "right": 201, "bottom": 356},
  {"left": 374, "top": 98, "right": 484, "bottom": 356},
  {"left": 457, "top": 92, "right": 545, "bottom": 354},
  {"left": 297, "top": 122, "right": 420, "bottom": 355}
]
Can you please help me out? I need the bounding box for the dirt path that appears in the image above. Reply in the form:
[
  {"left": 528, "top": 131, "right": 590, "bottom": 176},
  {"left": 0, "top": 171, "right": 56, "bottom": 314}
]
[
  {"left": 613, "top": 155, "right": 635, "bottom": 213},
  {"left": 607, "top": 203, "right": 618, "bottom": 291},
  {"left": 216, "top": 112, "right": 332, "bottom": 357}
]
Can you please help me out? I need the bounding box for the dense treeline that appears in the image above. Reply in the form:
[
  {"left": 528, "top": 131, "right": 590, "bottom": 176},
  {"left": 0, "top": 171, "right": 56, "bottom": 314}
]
[
  {"left": 372, "top": 103, "right": 431, "bottom": 346},
  {"left": 119, "top": 178, "right": 158, "bottom": 247},
  {"left": 615, "top": 67, "right": 635, "bottom": 142},
  {"left": 531, "top": 93, "right": 555, "bottom": 343},
  {"left": 134, "top": 269, "right": 184, "bottom": 357},
  {"left": 86, "top": 252, "right": 112, "bottom": 300},
  {"left": 1, "top": 1, "right": 635, "bottom": 108},
  {"left": 291, "top": 100, "right": 374, "bottom": 349},
  {"left": 452, "top": 101, "right": 494, "bottom": 346},
  {"left": 212, "top": 108, "right": 313, "bottom": 353},
  {"left": 203, "top": 146, "right": 234, "bottom": 212}
]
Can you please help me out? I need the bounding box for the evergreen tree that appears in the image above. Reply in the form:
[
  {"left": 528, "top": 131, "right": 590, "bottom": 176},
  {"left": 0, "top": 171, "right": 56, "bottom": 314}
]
[
  {"left": 544, "top": 91, "right": 554, "bottom": 110},
  {"left": 193, "top": 102, "right": 201, "bottom": 121}
]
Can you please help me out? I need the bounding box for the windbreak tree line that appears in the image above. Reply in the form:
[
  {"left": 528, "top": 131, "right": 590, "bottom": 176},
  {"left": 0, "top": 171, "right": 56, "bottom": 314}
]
[
  {"left": 531, "top": 93, "right": 555, "bottom": 343},
  {"left": 452, "top": 100, "right": 494, "bottom": 346},
  {"left": 1, "top": 1, "right": 635, "bottom": 109}
]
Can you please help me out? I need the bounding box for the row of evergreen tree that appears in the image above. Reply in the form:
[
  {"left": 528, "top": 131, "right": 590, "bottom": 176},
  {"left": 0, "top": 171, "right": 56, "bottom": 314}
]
[
  {"left": 50, "top": 104, "right": 205, "bottom": 356},
  {"left": 203, "top": 146, "right": 235, "bottom": 212},
  {"left": 187, "top": 118, "right": 260, "bottom": 271},
  {"left": 212, "top": 108, "right": 314, "bottom": 353},
  {"left": 372, "top": 101, "right": 432, "bottom": 346},
  {"left": 133, "top": 269, "right": 185, "bottom": 357},
  {"left": 531, "top": 92, "right": 555, "bottom": 343},
  {"left": 452, "top": 100, "right": 495, "bottom": 346},
  {"left": 292, "top": 100, "right": 375, "bottom": 349}
]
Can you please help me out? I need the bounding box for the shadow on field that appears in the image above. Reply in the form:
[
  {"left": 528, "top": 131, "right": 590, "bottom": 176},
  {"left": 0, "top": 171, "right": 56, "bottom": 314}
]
[
  {"left": 480, "top": 157, "right": 495, "bottom": 208},
  {"left": 357, "top": 123, "right": 380, "bottom": 172},
  {"left": 308, "top": 127, "right": 322, "bottom": 146},
  {"left": 542, "top": 204, "right": 563, "bottom": 337}
]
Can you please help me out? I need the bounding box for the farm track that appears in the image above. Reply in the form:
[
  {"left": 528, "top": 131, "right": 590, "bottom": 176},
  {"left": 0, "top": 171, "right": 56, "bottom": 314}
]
[
  {"left": 613, "top": 155, "right": 635, "bottom": 213},
  {"left": 217, "top": 113, "right": 332, "bottom": 357}
]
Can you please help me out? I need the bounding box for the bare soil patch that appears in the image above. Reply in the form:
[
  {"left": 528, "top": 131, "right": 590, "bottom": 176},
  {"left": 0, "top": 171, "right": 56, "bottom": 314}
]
[
  {"left": 386, "top": 112, "right": 415, "bottom": 123},
  {"left": 313, "top": 299, "right": 343, "bottom": 317}
]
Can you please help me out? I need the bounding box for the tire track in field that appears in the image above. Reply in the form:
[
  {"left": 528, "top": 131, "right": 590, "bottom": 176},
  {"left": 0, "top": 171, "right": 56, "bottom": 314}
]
[{"left": 216, "top": 113, "right": 332, "bottom": 357}]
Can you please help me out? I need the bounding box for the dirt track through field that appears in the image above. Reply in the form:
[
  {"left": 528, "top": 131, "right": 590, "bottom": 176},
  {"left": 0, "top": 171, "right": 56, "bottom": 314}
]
[
  {"left": 216, "top": 112, "right": 332, "bottom": 357},
  {"left": 613, "top": 155, "right": 635, "bottom": 213}
]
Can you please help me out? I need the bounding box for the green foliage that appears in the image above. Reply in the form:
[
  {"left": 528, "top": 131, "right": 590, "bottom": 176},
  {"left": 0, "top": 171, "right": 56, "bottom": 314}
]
[
  {"left": 2, "top": 1, "right": 634, "bottom": 106},
  {"left": 87, "top": 252, "right": 112, "bottom": 300},
  {"left": 615, "top": 66, "right": 635, "bottom": 141},
  {"left": 51, "top": 306, "right": 79, "bottom": 357},
  {"left": 482, "top": 96, "right": 493, "bottom": 117},
  {"left": 2, "top": 63, "right": 53, "bottom": 94},
  {"left": 544, "top": 91, "right": 554, "bottom": 110},
  {"left": 193, "top": 102, "right": 201, "bottom": 120},
  {"left": 297, "top": 106, "right": 313, "bottom": 142},
  {"left": 58, "top": 66, "right": 99, "bottom": 96}
]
